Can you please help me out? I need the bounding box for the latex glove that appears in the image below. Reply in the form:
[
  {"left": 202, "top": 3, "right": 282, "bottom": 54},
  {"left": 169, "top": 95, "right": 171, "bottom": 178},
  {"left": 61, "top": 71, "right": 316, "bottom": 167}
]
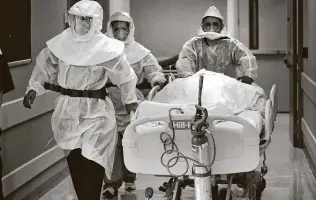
[
  {"left": 126, "top": 102, "right": 138, "bottom": 113},
  {"left": 237, "top": 76, "right": 254, "bottom": 85},
  {"left": 23, "top": 90, "right": 37, "bottom": 109},
  {"left": 153, "top": 81, "right": 167, "bottom": 90}
]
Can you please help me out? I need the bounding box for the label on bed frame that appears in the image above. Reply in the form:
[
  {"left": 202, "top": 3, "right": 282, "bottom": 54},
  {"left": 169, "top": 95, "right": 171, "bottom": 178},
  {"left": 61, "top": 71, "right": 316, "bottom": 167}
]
[{"left": 169, "top": 120, "right": 191, "bottom": 130}]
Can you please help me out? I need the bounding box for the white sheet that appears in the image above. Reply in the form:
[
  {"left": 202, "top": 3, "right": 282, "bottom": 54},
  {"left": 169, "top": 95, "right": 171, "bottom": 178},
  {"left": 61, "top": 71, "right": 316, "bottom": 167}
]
[
  {"left": 152, "top": 69, "right": 266, "bottom": 116},
  {"left": 133, "top": 70, "right": 266, "bottom": 135}
]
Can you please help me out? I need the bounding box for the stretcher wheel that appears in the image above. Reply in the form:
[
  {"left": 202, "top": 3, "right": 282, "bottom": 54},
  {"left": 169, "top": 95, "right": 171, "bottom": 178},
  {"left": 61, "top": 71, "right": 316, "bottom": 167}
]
[{"left": 145, "top": 187, "right": 153, "bottom": 199}]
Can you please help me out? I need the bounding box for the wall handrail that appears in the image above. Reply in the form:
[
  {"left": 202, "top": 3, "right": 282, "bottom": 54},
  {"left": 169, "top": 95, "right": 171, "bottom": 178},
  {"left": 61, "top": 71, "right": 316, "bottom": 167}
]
[{"left": 251, "top": 49, "right": 287, "bottom": 56}]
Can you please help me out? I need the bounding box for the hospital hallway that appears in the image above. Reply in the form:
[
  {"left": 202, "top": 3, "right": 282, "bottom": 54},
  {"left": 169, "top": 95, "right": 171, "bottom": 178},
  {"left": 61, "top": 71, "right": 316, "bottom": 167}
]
[
  {"left": 2, "top": 0, "right": 316, "bottom": 199},
  {"left": 36, "top": 114, "right": 316, "bottom": 200}
]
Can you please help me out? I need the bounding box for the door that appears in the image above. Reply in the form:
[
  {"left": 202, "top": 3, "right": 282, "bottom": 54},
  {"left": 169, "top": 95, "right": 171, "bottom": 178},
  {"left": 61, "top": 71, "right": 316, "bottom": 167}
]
[{"left": 286, "top": 0, "right": 304, "bottom": 148}]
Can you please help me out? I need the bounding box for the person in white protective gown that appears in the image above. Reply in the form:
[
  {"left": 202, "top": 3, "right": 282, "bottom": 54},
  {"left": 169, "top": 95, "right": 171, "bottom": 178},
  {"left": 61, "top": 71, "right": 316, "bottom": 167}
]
[
  {"left": 22, "top": 1, "right": 138, "bottom": 199},
  {"left": 176, "top": 6, "right": 258, "bottom": 85},
  {"left": 101, "top": 11, "right": 167, "bottom": 198}
]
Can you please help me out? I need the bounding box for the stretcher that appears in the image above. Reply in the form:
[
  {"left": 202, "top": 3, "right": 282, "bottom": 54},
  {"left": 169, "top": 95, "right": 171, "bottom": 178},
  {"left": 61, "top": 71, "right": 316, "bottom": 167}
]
[{"left": 123, "top": 75, "right": 278, "bottom": 200}]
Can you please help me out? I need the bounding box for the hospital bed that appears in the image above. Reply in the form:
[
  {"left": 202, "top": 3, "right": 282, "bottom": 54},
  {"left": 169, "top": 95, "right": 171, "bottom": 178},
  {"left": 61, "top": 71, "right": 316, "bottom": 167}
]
[{"left": 123, "top": 72, "right": 278, "bottom": 200}]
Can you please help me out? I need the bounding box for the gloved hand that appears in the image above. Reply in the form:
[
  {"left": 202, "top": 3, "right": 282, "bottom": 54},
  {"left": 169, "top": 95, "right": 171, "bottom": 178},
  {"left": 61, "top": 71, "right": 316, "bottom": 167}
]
[
  {"left": 23, "top": 90, "right": 36, "bottom": 109},
  {"left": 126, "top": 102, "right": 138, "bottom": 113},
  {"left": 237, "top": 76, "right": 254, "bottom": 85},
  {"left": 153, "top": 81, "right": 167, "bottom": 90}
]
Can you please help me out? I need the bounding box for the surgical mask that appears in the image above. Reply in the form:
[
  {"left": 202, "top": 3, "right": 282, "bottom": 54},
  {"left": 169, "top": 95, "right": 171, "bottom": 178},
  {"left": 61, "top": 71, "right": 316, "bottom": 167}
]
[{"left": 113, "top": 29, "right": 129, "bottom": 41}]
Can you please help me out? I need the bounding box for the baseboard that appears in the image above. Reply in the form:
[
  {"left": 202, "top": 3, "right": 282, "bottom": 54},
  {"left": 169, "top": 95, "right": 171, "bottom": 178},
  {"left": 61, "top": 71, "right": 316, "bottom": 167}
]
[
  {"left": 5, "top": 159, "right": 68, "bottom": 200},
  {"left": 20, "top": 162, "right": 69, "bottom": 200},
  {"left": 0, "top": 91, "right": 59, "bottom": 130},
  {"left": 2, "top": 145, "right": 65, "bottom": 197}
]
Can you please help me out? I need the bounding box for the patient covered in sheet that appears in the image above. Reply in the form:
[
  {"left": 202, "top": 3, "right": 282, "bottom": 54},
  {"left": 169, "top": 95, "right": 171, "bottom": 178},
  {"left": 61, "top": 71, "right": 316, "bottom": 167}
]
[
  {"left": 134, "top": 70, "right": 267, "bottom": 134},
  {"left": 152, "top": 69, "right": 267, "bottom": 117},
  {"left": 134, "top": 70, "right": 267, "bottom": 135}
]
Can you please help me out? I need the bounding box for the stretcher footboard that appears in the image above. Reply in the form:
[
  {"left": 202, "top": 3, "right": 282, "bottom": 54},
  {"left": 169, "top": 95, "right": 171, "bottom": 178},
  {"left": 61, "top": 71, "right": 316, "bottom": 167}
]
[{"left": 122, "top": 113, "right": 260, "bottom": 176}]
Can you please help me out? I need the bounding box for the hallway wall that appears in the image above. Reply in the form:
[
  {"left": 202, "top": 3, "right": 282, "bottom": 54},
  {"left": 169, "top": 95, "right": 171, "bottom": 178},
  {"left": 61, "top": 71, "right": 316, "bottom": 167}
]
[
  {"left": 302, "top": 0, "right": 316, "bottom": 174},
  {"left": 238, "top": 0, "right": 289, "bottom": 112},
  {"left": 0, "top": 0, "right": 67, "bottom": 198},
  {"left": 130, "top": 0, "right": 227, "bottom": 57}
]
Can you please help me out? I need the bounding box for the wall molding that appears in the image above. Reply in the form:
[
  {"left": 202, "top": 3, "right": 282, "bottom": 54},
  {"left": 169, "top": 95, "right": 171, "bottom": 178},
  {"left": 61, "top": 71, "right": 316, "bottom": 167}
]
[
  {"left": 0, "top": 91, "right": 59, "bottom": 130},
  {"left": 301, "top": 72, "right": 316, "bottom": 105},
  {"left": 302, "top": 118, "right": 316, "bottom": 172},
  {"left": 2, "top": 145, "right": 65, "bottom": 197},
  {"left": 8, "top": 59, "right": 32, "bottom": 68}
]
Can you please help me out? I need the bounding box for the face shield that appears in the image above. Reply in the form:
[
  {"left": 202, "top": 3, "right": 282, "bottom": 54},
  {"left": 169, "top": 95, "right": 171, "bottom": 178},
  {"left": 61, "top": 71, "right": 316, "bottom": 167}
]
[
  {"left": 111, "top": 21, "right": 130, "bottom": 42},
  {"left": 68, "top": 14, "right": 94, "bottom": 41},
  {"left": 201, "top": 17, "right": 223, "bottom": 33}
]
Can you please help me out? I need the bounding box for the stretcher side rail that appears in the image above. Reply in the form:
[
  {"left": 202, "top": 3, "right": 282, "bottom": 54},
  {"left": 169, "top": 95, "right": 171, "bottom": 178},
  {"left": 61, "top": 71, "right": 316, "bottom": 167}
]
[{"left": 261, "top": 99, "right": 273, "bottom": 149}]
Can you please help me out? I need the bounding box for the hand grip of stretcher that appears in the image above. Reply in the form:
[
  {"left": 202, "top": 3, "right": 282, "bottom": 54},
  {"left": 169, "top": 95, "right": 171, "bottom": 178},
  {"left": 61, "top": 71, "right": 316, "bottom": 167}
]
[
  {"left": 206, "top": 114, "right": 257, "bottom": 134},
  {"left": 147, "top": 85, "right": 161, "bottom": 101}
]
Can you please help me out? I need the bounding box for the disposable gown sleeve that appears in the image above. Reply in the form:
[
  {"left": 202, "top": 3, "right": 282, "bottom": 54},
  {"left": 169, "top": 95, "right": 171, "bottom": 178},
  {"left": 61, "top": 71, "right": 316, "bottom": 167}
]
[
  {"left": 106, "top": 53, "right": 138, "bottom": 105},
  {"left": 141, "top": 53, "right": 166, "bottom": 86},
  {"left": 175, "top": 39, "right": 197, "bottom": 78},
  {"left": 26, "top": 47, "right": 58, "bottom": 95},
  {"left": 231, "top": 39, "right": 258, "bottom": 80}
]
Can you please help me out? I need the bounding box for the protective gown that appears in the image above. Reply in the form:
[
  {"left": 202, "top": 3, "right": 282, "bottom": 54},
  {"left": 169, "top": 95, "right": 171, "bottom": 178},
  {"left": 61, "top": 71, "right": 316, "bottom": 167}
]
[
  {"left": 25, "top": 3, "right": 138, "bottom": 178},
  {"left": 106, "top": 12, "right": 166, "bottom": 132},
  {"left": 176, "top": 6, "right": 258, "bottom": 80}
]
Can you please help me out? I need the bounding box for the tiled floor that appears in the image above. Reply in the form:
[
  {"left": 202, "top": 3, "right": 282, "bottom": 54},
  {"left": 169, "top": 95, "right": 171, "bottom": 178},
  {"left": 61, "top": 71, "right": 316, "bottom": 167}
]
[{"left": 39, "top": 114, "right": 316, "bottom": 200}]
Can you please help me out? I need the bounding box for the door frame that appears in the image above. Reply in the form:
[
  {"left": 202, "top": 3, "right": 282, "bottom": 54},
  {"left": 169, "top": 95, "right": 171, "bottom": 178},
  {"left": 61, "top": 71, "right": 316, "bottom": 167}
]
[{"left": 287, "top": 0, "right": 304, "bottom": 148}]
